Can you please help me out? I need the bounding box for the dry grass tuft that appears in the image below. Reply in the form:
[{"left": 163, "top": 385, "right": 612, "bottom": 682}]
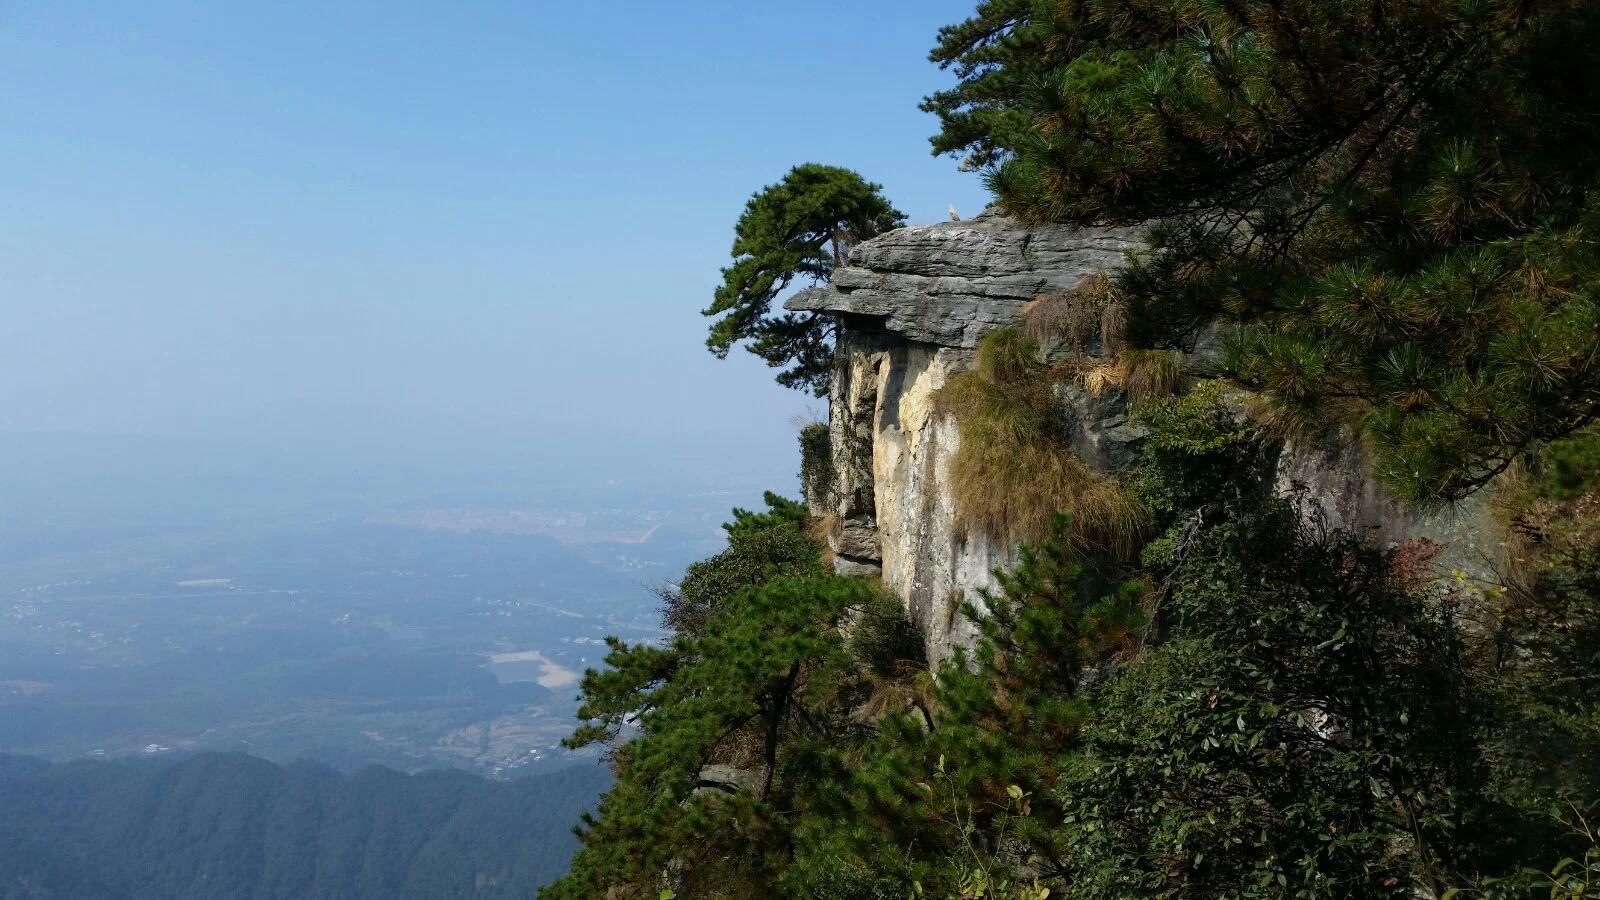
[
  {"left": 1080, "top": 363, "right": 1121, "bottom": 397},
  {"left": 938, "top": 326, "right": 1149, "bottom": 558},
  {"left": 1490, "top": 431, "right": 1600, "bottom": 580},
  {"left": 855, "top": 666, "right": 937, "bottom": 724},
  {"left": 1023, "top": 272, "right": 1128, "bottom": 358},
  {"left": 1121, "top": 350, "right": 1185, "bottom": 401},
  {"left": 946, "top": 433, "right": 1149, "bottom": 558},
  {"left": 1080, "top": 349, "right": 1186, "bottom": 403},
  {"left": 805, "top": 512, "right": 841, "bottom": 570}
]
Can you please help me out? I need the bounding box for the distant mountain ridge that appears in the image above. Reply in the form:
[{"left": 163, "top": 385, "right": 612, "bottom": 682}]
[{"left": 0, "top": 752, "right": 607, "bottom": 899}]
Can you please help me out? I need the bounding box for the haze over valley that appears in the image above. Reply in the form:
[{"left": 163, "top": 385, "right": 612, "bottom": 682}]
[{"left": 0, "top": 431, "right": 782, "bottom": 777}]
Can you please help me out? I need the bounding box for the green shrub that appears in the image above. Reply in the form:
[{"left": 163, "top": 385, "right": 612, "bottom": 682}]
[
  {"left": 1525, "top": 430, "right": 1600, "bottom": 504},
  {"left": 1484, "top": 429, "right": 1600, "bottom": 856},
  {"left": 1058, "top": 499, "right": 1489, "bottom": 899},
  {"left": 1132, "top": 379, "right": 1263, "bottom": 527},
  {"left": 798, "top": 422, "right": 834, "bottom": 509},
  {"left": 846, "top": 590, "right": 924, "bottom": 678}
]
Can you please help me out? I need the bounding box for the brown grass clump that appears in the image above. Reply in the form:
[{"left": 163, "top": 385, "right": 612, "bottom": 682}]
[
  {"left": 1491, "top": 446, "right": 1600, "bottom": 580},
  {"left": 1022, "top": 272, "right": 1127, "bottom": 358},
  {"left": 805, "top": 512, "right": 841, "bottom": 570},
  {"left": 1080, "top": 349, "right": 1186, "bottom": 403},
  {"left": 856, "top": 666, "right": 936, "bottom": 725},
  {"left": 938, "top": 327, "right": 1149, "bottom": 558}
]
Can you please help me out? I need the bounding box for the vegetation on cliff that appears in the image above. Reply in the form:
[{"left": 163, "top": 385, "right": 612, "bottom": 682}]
[
  {"left": 938, "top": 325, "right": 1148, "bottom": 556},
  {"left": 543, "top": 496, "right": 930, "bottom": 898},
  {"left": 549, "top": 408, "right": 1600, "bottom": 897},
  {"left": 703, "top": 164, "right": 904, "bottom": 395},
  {"left": 549, "top": 2, "right": 1600, "bottom": 896},
  {"left": 931, "top": 0, "right": 1600, "bottom": 507}
]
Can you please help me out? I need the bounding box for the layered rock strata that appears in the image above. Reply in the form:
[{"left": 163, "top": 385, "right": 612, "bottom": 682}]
[{"left": 790, "top": 211, "right": 1500, "bottom": 667}]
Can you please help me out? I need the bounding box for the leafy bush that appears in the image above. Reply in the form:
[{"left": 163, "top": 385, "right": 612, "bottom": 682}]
[
  {"left": 1482, "top": 431, "right": 1600, "bottom": 859},
  {"left": 798, "top": 422, "right": 834, "bottom": 510},
  {"left": 1132, "top": 379, "right": 1263, "bottom": 528},
  {"left": 1058, "top": 500, "right": 1487, "bottom": 898}
]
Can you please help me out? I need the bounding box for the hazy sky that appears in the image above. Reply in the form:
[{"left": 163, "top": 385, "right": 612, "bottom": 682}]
[{"left": 0, "top": 2, "right": 993, "bottom": 486}]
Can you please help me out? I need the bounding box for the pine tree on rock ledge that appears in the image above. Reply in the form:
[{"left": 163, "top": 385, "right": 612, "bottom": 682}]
[{"left": 703, "top": 163, "right": 904, "bottom": 395}]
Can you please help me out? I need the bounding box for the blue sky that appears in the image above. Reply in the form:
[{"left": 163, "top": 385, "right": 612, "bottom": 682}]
[{"left": 0, "top": 2, "right": 993, "bottom": 487}]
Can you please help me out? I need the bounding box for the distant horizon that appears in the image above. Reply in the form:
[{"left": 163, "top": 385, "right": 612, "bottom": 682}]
[{"left": 0, "top": 2, "right": 992, "bottom": 482}]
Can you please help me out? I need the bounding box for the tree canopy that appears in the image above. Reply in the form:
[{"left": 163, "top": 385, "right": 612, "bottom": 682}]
[
  {"left": 928, "top": 0, "right": 1600, "bottom": 505},
  {"left": 704, "top": 164, "right": 904, "bottom": 395},
  {"left": 541, "top": 494, "right": 920, "bottom": 898}
]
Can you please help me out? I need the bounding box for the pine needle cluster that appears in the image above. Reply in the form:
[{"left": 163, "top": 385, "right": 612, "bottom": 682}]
[
  {"left": 929, "top": 0, "right": 1600, "bottom": 504},
  {"left": 704, "top": 164, "right": 904, "bottom": 395}
]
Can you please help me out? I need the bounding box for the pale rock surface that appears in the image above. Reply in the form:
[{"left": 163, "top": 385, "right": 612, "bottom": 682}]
[{"left": 790, "top": 211, "right": 1504, "bottom": 665}]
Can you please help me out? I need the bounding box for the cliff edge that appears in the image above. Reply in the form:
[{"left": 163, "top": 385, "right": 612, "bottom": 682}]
[{"left": 790, "top": 212, "right": 1503, "bottom": 667}]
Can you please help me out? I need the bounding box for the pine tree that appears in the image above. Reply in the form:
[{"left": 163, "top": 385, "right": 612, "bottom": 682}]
[
  {"left": 926, "top": 0, "right": 1600, "bottom": 504},
  {"left": 789, "top": 516, "right": 1145, "bottom": 897},
  {"left": 660, "top": 492, "right": 819, "bottom": 637},
  {"left": 541, "top": 497, "right": 901, "bottom": 899},
  {"left": 545, "top": 574, "right": 878, "bottom": 899},
  {"left": 922, "top": 0, "right": 1074, "bottom": 172},
  {"left": 704, "top": 164, "right": 904, "bottom": 394}
]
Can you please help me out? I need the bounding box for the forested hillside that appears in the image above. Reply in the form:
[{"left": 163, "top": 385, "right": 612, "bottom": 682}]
[{"left": 0, "top": 753, "right": 607, "bottom": 899}]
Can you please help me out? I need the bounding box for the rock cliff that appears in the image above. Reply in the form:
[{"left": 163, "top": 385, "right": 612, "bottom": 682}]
[{"left": 790, "top": 211, "right": 1503, "bottom": 667}]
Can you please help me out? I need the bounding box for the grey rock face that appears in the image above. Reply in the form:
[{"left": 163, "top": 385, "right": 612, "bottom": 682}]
[
  {"left": 787, "top": 212, "right": 1146, "bottom": 349},
  {"left": 1057, "top": 383, "right": 1147, "bottom": 471},
  {"left": 828, "top": 330, "right": 1009, "bottom": 668},
  {"left": 695, "top": 764, "right": 766, "bottom": 796},
  {"left": 800, "top": 212, "right": 1503, "bottom": 666},
  {"left": 800, "top": 214, "right": 1148, "bottom": 666},
  {"left": 826, "top": 330, "right": 893, "bottom": 576},
  {"left": 1273, "top": 428, "right": 1501, "bottom": 578}
]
